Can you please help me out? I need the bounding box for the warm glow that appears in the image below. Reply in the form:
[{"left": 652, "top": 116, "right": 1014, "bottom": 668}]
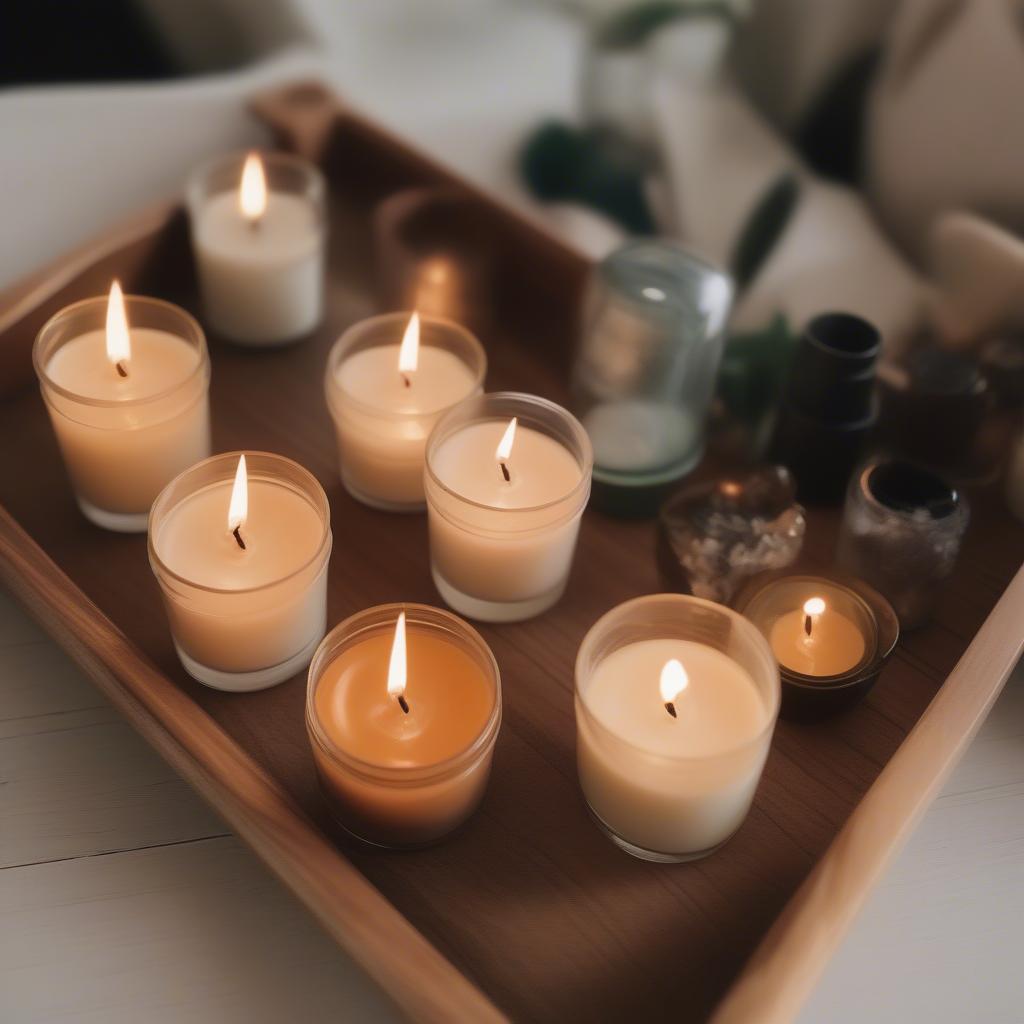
[
  {"left": 398, "top": 312, "right": 420, "bottom": 375},
  {"left": 496, "top": 417, "right": 518, "bottom": 462},
  {"left": 239, "top": 153, "right": 267, "bottom": 222},
  {"left": 387, "top": 611, "right": 407, "bottom": 699},
  {"left": 105, "top": 280, "right": 131, "bottom": 366},
  {"left": 804, "top": 597, "right": 826, "bottom": 617},
  {"left": 228, "top": 454, "right": 248, "bottom": 533},
  {"left": 659, "top": 658, "right": 689, "bottom": 704}
]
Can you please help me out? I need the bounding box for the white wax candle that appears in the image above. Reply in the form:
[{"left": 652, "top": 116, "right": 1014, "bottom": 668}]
[
  {"left": 769, "top": 606, "right": 865, "bottom": 676},
  {"left": 41, "top": 323, "right": 209, "bottom": 529},
  {"left": 150, "top": 459, "right": 330, "bottom": 690},
  {"left": 330, "top": 341, "right": 479, "bottom": 509},
  {"left": 192, "top": 189, "right": 323, "bottom": 345},
  {"left": 577, "top": 638, "right": 770, "bottom": 855},
  {"left": 427, "top": 418, "right": 585, "bottom": 617},
  {"left": 583, "top": 400, "right": 698, "bottom": 474}
]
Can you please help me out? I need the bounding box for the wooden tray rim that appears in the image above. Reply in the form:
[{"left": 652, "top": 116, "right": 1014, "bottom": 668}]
[{"left": 2, "top": 86, "right": 1023, "bottom": 1024}]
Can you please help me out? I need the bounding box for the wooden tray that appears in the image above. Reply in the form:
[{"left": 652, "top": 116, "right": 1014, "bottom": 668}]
[{"left": 1, "top": 82, "right": 1022, "bottom": 1024}]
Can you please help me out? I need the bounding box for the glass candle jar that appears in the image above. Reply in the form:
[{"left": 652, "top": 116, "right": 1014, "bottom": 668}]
[
  {"left": 306, "top": 603, "right": 501, "bottom": 848},
  {"left": 425, "top": 392, "right": 593, "bottom": 622},
  {"left": 734, "top": 572, "right": 899, "bottom": 719},
  {"left": 33, "top": 293, "right": 211, "bottom": 532},
  {"left": 837, "top": 459, "right": 969, "bottom": 629},
  {"left": 575, "top": 594, "right": 779, "bottom": 863},
  {"left": 149, "top": 452, "right": 332, "bottom": 692},
  {"left": 571, "top": 240, "right": 733, "bottom": 516},
  {"left": 186, "top": 150, "right": 326, "bottom": 346},
  {"left": 325, "top": 312, "right": 486, "bottom": 511}
]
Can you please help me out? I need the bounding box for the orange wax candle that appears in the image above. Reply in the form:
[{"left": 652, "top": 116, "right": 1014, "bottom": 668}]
[{"left": 306, "top": 604, "right": 501, "bottom": 847}]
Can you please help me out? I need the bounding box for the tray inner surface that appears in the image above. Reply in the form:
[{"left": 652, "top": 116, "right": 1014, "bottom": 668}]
[{"left": 1, "top": 115, "right": 1022, "bottom": 1023}]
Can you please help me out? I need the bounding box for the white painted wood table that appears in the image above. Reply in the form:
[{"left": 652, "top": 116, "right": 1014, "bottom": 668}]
[{"left": 1, "top": 3, "right": 1023, "bottom": 1020}]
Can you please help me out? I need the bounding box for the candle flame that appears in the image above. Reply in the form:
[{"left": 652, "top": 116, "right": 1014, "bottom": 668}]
[
  {"left": 496, "top": 417, "right": 518, "bottom": 462},
  {"left": 105, "top": 280, "right": 131, "bottom": 367},
  {"left": 398, "top": 312, "right": 420, "bottom": 375},
  {"left": 659, "top": 658, "right": 689, "bottom": 704},
  {"left": 239, "top": 153, "right": 267, "bottom": 222},
  {"left": 803, "top": 597, "right": 826, "bottom": 617},
  {"left": 228, "top": 454, "right": 248, "bottom": 533},
  {"left": 387, "top": 611, "right": 407, "bottom": 699}
]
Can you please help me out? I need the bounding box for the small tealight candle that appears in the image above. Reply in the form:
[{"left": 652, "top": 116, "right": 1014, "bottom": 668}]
[
  {"left": 575, "top": 594, "right": 779, "bottom": 862},
  {"left": 149, "top": 451, "right": 332, "bottom": 692},
  {"left": 325, "top": 312, "right": 486, "bottom": 511},
  {"left": 33, "top": 282, "right": 211, "bottom": 531},
  {"left": 424, "top": 392, "right": 593, "bottom": 622},
  {"left": 187, "top": 151, "right": 326, "bottom": 345},
  {"left": 306, "top": 603, "right": 501, "bottom": 847},
  {"left": 734, "top": 572, "right": 899, "bottom": 718}
]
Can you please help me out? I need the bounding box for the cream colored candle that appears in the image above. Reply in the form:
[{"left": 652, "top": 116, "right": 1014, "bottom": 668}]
[
  {"left": 306, "top": 604, "right": 501, "bottom": 847},
  {"left": 768, "top": 596, "right": 866, "bottom": 676},
  {"left": 424, "top": 393, "right": 593, "bottom": 622},
  {"left": 325, "top": 312, "right": 485, "bottom": 510},
  {"left": 575, "top": 595, "right": 779, "bottom": 861},
  {"left": 34, "top": 283, "right": 211, "bottom": 532},
  {"left": 188, "top": 151, "right": 325, "bottom": 345},
  {"left": 149, "top": 452, "right": 332, "bottom": 692}
]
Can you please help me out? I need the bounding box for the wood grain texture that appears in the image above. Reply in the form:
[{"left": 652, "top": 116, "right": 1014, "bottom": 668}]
[{"left": 0, "top": 84, "right": 1021, "bottom": 1023}]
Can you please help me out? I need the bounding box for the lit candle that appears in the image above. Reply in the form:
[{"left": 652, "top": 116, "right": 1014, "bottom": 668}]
[
  {"left": 575, "top": 595, "right": 779, "bottom": 861},
  {"left": 306, "top": 603, "right": 501, "bottom": 847},
  {"left": 768, "top": 596, "right": 866, "bottom": 676},
  {"left": 325, "top": 311, "right": 486, "bottom": 511},
  {"left": 424, "top": 392, "right": 593, "bottom": 622},
  {"left": 187, "top": 150, "right": 325, "bottom": 345},
  {"left": 33, "top": 282, "right": 211, "bottom": 532},
  {"left": 734, "top": 572, "right": 899, "bottom": 718},
  {"left": 148, "top": 451, "right": 332, "bottom": 692}
]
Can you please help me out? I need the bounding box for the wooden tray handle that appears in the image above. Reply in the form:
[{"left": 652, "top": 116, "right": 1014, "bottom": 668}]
[{"left": 248, "top": 80, "right": 341, "bottom": 164}]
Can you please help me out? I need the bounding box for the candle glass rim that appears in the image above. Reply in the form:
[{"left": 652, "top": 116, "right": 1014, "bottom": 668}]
[
  {"left": 148, "top": 450, "right": 332, "bottom": 596},
  {"left": 324, "top": 311, "right": 487, "bottom": 421},
  {"left": 854, "top": 457, "right": 966, "bottom": 524},
  {"left": 575, "top": 593, "right": 781, "bottom": 763},
  {"left": 733, "top": 572, "right": 899, "bottom": 688},
  {"left": 425, "top": 390, "right": 594, "bottom": 517},
  {"left": 306, "top": 602, "right": 502, "bottom": 784},
  {"left": 185, "top": 148, "right": 326, "bottom": 220},
  {"left": 33, "top": 294, "right": 210, "bottom": 410}
]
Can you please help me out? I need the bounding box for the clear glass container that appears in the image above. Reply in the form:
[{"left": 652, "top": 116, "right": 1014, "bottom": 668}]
[
  {"left": 571, "top": 240, "right": 733, "bottom": 514},
  {"left": 325, "top": 312, "right": 486, "bottom": 512},
  {"left": 33, "top": 294, "right": 211, "bottom": 532},
  {"left": 575, "top": 593, "right": 779, "bottom": 862},
  {"left": 306, "top": 603, "right": 501, "bottom": 848},
  {"left": 148, "top": 451, "right": 332, "bottom": 692},
  {"left": 837, "top": 459, "right": 969, "bottom": 629},
  {"left": 186, "top": 150, "right": 326, "bottom": 346},
  {"left": 424, "top": 392, "right": 593, "bottom": 622}
]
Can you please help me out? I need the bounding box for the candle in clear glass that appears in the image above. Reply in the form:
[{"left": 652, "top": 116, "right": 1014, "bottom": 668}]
[
  {"left": 424, "top": 392, "right": 593, "bottom": 622},
  {"left": 575, "top": 594, "right": 779, "bottom": 862},
  {"left": 148, "top": 452, "right": 332, "bottom": 692},
  {"left": 33, "top": 287, "right": 211, "bottom": 532},
  {"left": 306, "top": 603, "right": 501, "bottom": 847},
  {"left": 325, "top": 312, "right": 486, "bottom": 511},
  {"left": 186, "top": 151, "right": 326, "bottom": 346}
]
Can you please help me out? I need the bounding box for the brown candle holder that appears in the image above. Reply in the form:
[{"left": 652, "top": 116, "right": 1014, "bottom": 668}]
[
  {"left": 733, "top": 570, "right": 899, "bottom": 720},
  {"left": 373, "top": 186, "right": 495, "bottom": 331}
]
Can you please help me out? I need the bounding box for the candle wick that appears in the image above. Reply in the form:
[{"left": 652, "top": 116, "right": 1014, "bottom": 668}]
[
  {"left": 248, "top": 216, "right": 262, "bottom": 234},
  {"left": 398, "top": 694, "right": 410, "bottom": 715},
  {"left": 804, "top": 614, "right": 812, "bottom": 637},
  {"left": 664, "top": 701, "right": 677, "bottom": 719},
  {"left": 401, "top": 373, "right": 411, "bottom": 389},
  {"left": 115, "top": 361, "right": 128, "bottom": 378},
  {"left": 500, "top": 462, "right": 511, "bottom": 483},
  {"left": 232, "top": 526, "right": 246, "bottom": 551}
]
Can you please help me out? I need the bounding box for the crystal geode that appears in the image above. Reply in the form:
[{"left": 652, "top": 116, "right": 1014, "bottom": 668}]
[{"left": 657, "top": 466, "right": 806, "bottom": 604}]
